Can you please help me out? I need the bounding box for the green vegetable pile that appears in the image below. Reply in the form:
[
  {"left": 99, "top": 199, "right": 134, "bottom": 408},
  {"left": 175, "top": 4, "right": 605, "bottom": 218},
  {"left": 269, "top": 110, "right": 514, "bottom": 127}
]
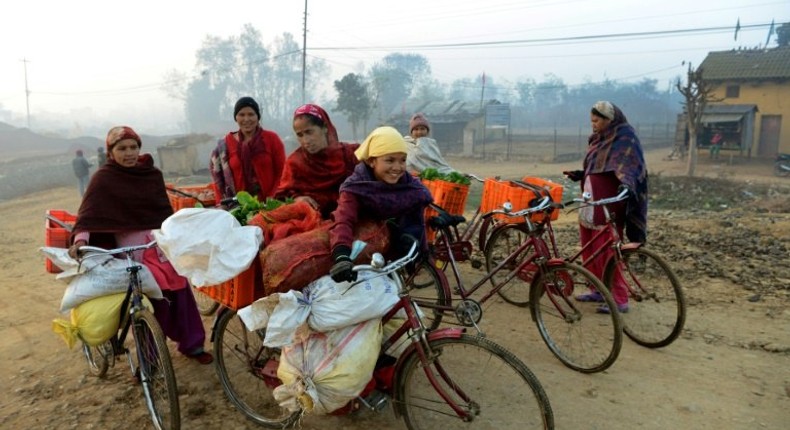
[
  {"left": 229, "top": 191, "right": 293, "bottom": 225},
  {"left": 419, "top": 168, "right": 471, "bottom": 185}
]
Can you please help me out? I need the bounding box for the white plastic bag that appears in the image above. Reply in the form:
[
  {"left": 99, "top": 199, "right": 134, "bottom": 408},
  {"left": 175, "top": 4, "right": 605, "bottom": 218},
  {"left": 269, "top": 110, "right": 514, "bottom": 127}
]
[
  {"left": 237, "top": 271, "right": 399, "bottom": 348},
  {"left": 153, "top": 208, "right": 263, "bottom": 287},
  {"left": 40, "top": 247, "right": 163, "bottom": 312},
  {"left": 274, "top": 319, "right": 382, "bottom": 414}
]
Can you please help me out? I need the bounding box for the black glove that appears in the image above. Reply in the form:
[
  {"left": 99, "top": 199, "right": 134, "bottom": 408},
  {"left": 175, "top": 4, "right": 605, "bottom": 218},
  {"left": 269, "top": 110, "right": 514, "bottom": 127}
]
[
  {"left": 330, "top": 246, "right": 357, "bottom": 283},
  {"left": 563, "top": 170, "right": 584, "bottom": 182}
]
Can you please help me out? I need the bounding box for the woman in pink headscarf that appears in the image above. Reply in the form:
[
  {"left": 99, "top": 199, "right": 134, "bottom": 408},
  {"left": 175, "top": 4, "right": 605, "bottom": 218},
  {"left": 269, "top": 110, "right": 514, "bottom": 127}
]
[{"left": 274, "top": 104, "right": 359, "bottom": 218}]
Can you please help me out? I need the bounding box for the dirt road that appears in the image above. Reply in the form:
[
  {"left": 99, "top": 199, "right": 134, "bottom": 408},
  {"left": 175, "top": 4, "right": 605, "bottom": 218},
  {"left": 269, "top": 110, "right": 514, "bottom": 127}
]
[{"left": 1, "top": 149, "right": 789, "bottom": 429}]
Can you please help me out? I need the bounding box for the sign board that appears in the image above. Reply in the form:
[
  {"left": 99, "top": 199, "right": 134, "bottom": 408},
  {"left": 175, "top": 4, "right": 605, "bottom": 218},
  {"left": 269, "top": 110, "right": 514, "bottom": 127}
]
[{"left": 485, "top": 104, "right": 510, "bottom": 127}]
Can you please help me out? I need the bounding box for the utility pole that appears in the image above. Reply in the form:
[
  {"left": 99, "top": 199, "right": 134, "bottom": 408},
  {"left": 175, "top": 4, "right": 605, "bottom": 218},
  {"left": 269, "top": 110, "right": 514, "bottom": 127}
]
[
  {"left": 21, "top": 58, "right": 31, "bottom": 129},
  {"left": 301, "top": 0, "right": 308, "bottom": 104}
]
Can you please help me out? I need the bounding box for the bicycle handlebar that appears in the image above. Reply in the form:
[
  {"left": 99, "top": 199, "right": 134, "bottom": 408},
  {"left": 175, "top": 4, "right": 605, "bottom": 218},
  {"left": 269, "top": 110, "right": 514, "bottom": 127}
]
[
  {"left": 350, "top": 240, "right": 418, "bottom": 278},
  {"left": 78, "top": 240, "right": 158, "bottom": 261},
  {"left": 489, "top": 196, "right": 552, "bottom": 218},
  {"left": 572, "top": 186, "right": 630, "bottom": 207}
]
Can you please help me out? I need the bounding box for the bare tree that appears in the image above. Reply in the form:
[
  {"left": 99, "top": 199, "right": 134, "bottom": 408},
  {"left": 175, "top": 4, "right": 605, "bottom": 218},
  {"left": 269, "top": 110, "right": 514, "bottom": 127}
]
[{"left": 676, "top": 63, "right": 718, "bottom": 177}]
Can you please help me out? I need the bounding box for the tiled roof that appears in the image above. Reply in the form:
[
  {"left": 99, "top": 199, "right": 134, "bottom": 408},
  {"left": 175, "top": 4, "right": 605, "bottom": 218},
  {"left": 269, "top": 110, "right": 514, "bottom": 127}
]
[{"left": 700, "top": 46, "right": 790, "bottom": 80}]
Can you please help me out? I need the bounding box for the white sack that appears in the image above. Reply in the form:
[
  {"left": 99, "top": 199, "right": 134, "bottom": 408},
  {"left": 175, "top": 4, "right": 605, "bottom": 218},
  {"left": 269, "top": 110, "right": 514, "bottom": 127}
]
[
  {"left": 274, "top": 319, "right": 382, "bottom": 414},
  {"left": 40, "top": 247, "right": 163, "bottom": 313},
  {"left": 153, "top": 208, "right": 263, "bottom": 287},
  {"left": 237, "top": 271, "right": 399, "bottom": 348}
]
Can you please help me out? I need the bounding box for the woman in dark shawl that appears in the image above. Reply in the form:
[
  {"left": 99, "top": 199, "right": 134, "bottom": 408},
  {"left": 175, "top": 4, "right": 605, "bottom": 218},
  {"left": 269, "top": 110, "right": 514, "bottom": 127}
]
[
  {"left": 274, "top": 104, "right": 359, "bottom": 218},
  {"left": 569, "top": 101, "right": 648, "bottom": 314},
  {"left": 328, "top": 126, "right": 433, "bottom": 283},
  {"left": 69, "top": 126, "right": 213, "bottom": 364}
]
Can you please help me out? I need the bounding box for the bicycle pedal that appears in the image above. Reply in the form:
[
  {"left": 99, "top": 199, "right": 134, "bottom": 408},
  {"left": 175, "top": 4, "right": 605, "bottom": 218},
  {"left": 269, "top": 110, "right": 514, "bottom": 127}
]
[{"left": 357, "top": 390, "right": 388, "bottom": 412}]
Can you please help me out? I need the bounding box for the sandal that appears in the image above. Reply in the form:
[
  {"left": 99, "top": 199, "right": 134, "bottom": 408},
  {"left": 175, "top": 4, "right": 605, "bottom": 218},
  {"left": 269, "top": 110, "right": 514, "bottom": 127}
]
[
  {"left": 574, "top": 291, "right": 605, "bottom": 303},
  {"left": 186, "top": 351, "right": 214, "bottom": 365}
]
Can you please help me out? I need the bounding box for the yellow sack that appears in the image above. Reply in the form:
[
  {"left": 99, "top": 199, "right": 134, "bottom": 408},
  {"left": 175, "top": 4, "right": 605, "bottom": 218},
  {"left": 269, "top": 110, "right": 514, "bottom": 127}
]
[{"left": 53, "top": 293, "right": 152, "bottom": 349}]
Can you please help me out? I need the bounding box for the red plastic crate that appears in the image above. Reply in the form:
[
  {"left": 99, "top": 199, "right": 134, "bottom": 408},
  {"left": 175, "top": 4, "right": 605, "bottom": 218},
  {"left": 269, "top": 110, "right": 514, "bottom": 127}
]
[
  {"left": 166, "top": 184, "right": 216, "bottom": 211},
  {"left": 195, "top": 262, "right": 259, "bottom": 310},
  {"left": 480, "top": 177, "right": 563, "bottom": 224},
  {"left": 45, "top": 210, "right": 77, "bottom": 273},
  {"left": 422, "top": 179, "right": 470, "bottom": 242}
]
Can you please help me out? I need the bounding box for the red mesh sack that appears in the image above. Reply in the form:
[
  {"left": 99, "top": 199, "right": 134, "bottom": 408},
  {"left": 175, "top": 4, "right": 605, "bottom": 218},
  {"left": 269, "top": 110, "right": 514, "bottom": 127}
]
[
  {"left": 248, "top": 201, "right": 322, "bottom": 245},
  {"left": 259, "top": 220, "right": 390, "bottom": 296}
]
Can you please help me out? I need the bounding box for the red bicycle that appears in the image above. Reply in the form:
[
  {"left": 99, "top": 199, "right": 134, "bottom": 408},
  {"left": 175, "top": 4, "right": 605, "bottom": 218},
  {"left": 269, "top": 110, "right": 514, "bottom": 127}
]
[
  {"left": 406, "top": 197, "right": 623, "bottom": 373},
  {"left": 212, "top": 239, "right": 554, "bottom": 429},
  {"left": 485, "top": 187, "right": 686, "bottom": 348}
]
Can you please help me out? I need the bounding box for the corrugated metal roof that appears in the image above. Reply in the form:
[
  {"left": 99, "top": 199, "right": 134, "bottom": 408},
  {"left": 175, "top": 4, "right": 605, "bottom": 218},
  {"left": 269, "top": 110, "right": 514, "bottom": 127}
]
[
  {"left": 700, "top": 46, "right": 790, "bottom": 80},
  {"left": 704, "top": 104, "right": 758, "bottom": 114}
]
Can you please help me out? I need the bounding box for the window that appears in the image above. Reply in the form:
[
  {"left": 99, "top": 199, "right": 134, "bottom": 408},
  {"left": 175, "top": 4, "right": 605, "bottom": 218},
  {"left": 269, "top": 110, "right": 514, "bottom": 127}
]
[{"left": 725, "top": 85, "right": 740, "bottom": 98}]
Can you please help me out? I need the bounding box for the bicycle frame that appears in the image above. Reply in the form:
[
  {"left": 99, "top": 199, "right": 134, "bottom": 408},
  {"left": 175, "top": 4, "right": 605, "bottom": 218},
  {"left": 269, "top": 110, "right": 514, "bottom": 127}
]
[
  {"left": 421, "top": 198, "right": 560, "bottom": 317},
  {"left": 355, "top": 245, "right": 481, "bottom": 420}
]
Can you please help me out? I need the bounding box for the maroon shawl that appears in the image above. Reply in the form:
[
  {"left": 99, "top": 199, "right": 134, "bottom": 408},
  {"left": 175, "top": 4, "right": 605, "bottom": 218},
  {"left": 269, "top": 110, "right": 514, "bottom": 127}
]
[{"left": 72, "top": 154, "right": 173, "bottom": 247}]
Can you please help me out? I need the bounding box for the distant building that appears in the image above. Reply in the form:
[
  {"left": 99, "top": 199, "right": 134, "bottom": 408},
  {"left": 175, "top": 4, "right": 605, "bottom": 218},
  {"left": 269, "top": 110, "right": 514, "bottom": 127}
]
[
  {"left": 699, "top": 46, "right": 790, "bottom": 157},
  {"left": 386, "top": 99, "right": 504, "bottom": 155}
]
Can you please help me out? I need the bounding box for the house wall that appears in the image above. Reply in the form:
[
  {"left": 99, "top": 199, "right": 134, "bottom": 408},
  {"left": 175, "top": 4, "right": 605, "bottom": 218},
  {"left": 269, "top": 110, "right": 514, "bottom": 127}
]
[{"left": 711, "top": 80, "right": 790, "bottom": 156}]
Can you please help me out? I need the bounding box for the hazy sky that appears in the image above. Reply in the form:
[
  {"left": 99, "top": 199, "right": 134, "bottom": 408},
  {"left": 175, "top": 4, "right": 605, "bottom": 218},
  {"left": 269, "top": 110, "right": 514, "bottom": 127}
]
[{"left": 0, "top": 0, "right": 786, "bottom": 134}]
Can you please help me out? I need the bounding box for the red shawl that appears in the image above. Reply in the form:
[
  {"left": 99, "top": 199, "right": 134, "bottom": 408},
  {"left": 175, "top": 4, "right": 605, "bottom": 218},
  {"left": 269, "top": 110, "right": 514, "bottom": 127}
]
[
  {"left": 275, "top": 141, "right": 359, "bottom": 218},
  {"left": 72, "top": 154, "right": 173, "bottom": 247},
  {"left": 211, "top": 128, "right": 286, "bottom": 201}
]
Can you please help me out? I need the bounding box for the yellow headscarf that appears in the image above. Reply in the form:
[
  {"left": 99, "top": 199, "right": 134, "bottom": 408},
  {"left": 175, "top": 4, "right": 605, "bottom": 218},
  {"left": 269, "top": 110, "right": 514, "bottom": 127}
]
[{"left": 354, "top": 126, "right": 409, "bottom": 161}]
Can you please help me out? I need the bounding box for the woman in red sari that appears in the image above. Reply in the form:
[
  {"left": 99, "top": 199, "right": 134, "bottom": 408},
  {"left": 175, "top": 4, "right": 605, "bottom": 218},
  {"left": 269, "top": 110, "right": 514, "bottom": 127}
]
[
  {"left": 274, "top": 104, "right": 359, "bottom": 218},
  {"left": 68, "top": 126, "right": 212, "bottom": 364},
  {"left": 210, "top": 97, "right": 286, "bottom": 202}
]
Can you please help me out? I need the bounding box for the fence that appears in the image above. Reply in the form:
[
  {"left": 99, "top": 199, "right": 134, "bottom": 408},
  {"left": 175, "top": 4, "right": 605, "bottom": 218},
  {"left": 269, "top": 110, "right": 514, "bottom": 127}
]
[{"left": 465, "top": 122, "right": 676, "bottom": 162}]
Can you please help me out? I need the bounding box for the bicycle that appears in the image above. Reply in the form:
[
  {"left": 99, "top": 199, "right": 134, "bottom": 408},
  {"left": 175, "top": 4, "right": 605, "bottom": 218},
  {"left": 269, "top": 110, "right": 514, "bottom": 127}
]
[
  {"left": 77, "top": 241, "right": 180, "bottom": 430},
  {"left": 484, "top": 187, "right": 686, "bottom": 348},
  {"left": 408, "top": 197, "right": 623, "bottom": 373},
  {"left": 212, "top": 239, "right": 554, "bottom": 429},
  {"left": 561, "top": 187, "right": 687, "bottom": 348}
]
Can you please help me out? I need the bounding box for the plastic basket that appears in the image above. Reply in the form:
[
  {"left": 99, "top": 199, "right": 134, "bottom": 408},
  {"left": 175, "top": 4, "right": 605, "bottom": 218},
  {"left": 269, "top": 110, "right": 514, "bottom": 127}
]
[
  {"left": 166, "top": 184, "right": 216, "bottom": 212},
  {"left": 480, "top": 177, "right": 563, "bottom": 224},
  {"left": 422, "top": 179, "right": 470, "bottom": 242},
  {"left": 195, "top": 262, "right": 259, "bottom": 311},
  {"left": 45, "top": 209, "right": 77, "bottom": 273}
]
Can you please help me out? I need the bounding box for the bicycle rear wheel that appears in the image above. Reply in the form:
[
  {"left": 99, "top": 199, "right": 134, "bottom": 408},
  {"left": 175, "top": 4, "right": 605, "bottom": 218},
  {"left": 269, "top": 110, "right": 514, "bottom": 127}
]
[
  {"left": 607, "top": 247, "right": 686, "bottom": 348},
  {"left": 403, "top": 259, "right": 450, "bottom": 331},
  {"left": 132, "top": 309, "right": 180, "bottom": 430},
  {"left": 82, "top": 340, "right": 112, "bottom": 378},
  {"left": 397, "top": 334, "right": 553, "bottom": 429},
  {"left": 484, "top": 224, "right": 533, "bottom": 306},
  {"left": 214, "top": 309, "right": 298, "bottom": 428},
  {"left": 531, "top": 262, "right": 623, "bottom": 373}
]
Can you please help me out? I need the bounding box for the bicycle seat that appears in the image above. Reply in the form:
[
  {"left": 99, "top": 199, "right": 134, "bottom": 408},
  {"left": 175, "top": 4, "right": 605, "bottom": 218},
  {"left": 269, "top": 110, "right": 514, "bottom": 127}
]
[{"left": 428, "top": 213, "right": 466, "bottom": 229}]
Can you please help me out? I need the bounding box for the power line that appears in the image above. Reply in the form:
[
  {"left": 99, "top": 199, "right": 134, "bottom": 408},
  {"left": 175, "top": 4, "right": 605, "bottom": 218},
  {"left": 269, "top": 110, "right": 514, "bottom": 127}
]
[{"left": 310, "top": 22, "right": 774, "bottom": 51}]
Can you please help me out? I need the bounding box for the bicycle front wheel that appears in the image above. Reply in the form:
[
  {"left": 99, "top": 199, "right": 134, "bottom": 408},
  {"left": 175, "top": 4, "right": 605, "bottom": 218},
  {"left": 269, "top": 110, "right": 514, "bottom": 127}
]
[
  {"left": 607, "top": 247, "right": 686, "bottom": 348},
  {"left": 404, "top": 258, "right": 450, "bottom": 331},
  {"left": 132, "top": 309, "right": 180, "bottom": 430},
  {"left": 397, "top": 334, "right": 553, "bottom": 429},
  {"left": 214, "top": 309, "right": 298, "bottom": 428},
  {"left": 484, "top": 224, "right": 533, "bottom": 306},
  {"left": 192, "top": 284, "right": 219, "bottom": 316},
  {"left": 531, "top": 262, "right": 623, "bottom": 373}
]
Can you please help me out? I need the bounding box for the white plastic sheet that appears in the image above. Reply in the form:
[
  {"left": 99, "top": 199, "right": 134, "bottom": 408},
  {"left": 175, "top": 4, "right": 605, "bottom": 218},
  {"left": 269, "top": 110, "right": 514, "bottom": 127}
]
[{"left": 153, "top": 208, "right": 263, "bottom": 287}]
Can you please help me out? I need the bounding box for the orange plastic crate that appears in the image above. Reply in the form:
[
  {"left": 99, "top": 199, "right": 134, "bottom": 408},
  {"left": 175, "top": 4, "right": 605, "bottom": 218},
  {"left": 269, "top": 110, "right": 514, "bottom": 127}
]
[
  {"left": 422, "top": 179, "right": 470, "bottom": 242},
  {"left": 45, "top": 209, "right": 77, "bottom": 273},
  {"left": 195, "top": 263, "right": 258, "bottom": 310},
  {"left": 166, "top": 184, "right": 216, "bottom": 212},
  {"left": 480, "top": 177, "right": 563, "bottom": 224}
]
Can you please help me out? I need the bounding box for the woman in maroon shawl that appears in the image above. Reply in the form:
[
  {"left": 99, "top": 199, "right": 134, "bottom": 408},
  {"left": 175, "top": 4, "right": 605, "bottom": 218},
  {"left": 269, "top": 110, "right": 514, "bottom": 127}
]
[
  {"left": 274, "top": 104, "right": 359, "bottom": 218},
  {"left": 328, "top": 126, "right": 433, "bottom": 283},
  {"left": 68, "top": 126, "right": 212, "bottom": 364},
  {"left": 210, "top": 97, "right": 286, "bottom": 202},
  {"left": 566, "top": 101, "right": 648, "bottom": 314}
]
